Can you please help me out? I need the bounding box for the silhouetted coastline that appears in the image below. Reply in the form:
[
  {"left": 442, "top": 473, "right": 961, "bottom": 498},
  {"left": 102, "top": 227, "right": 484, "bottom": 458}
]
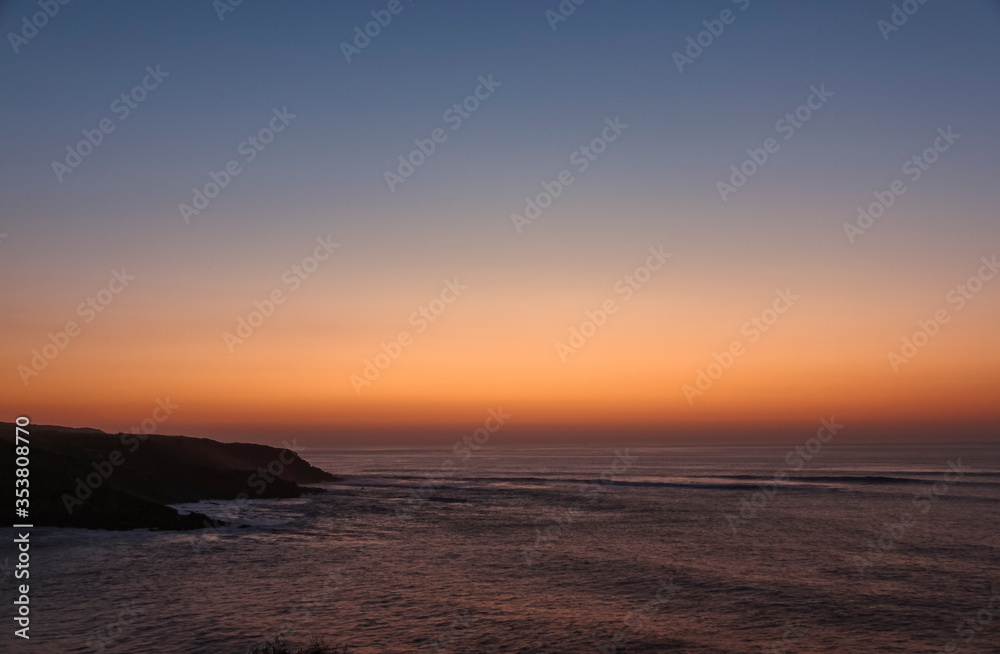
[{"left": 0, "top": 423, "right": 337, "bottom": 531}]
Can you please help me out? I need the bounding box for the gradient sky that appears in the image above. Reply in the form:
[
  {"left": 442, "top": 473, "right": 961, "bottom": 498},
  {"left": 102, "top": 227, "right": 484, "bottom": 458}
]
[{"left": 2, "top": 0, "right": 998, "bottom": 445}]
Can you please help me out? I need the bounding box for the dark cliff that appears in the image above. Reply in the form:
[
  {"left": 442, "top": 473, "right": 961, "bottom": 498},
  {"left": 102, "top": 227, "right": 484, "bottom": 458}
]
[{"left": 1, "top": 423, "right": 338, "bottom": 530}]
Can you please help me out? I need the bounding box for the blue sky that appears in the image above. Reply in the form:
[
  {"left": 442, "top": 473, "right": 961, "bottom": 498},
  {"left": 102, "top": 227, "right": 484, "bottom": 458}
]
[{"left": 2, "top": 0, "right": 999, "bottom": 441}]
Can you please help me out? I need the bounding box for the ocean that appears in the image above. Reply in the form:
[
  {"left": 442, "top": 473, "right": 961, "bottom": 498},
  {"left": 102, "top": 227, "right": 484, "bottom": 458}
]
[{"left": 3, "top": 444, "right": 999, "bottom": 653}]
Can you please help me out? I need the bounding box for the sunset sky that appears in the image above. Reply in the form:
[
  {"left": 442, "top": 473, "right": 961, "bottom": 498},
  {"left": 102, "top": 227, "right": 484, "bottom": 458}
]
[{"left": 2, "top": 0, "right": 998, "bottom": 445}]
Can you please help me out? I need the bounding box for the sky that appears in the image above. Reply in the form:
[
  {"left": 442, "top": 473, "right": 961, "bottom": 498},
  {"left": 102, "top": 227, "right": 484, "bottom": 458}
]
[{"left": 1, "top": 0, "right": 998, "bottom": 445}]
